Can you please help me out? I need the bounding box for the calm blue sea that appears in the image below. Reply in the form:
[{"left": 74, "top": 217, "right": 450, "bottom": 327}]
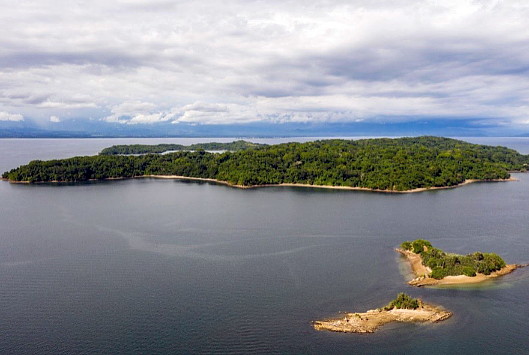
[{"left": 0, "top": 137, "right": 528, "bottom": 354}]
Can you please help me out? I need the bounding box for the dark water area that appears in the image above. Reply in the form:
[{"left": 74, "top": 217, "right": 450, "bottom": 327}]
[{"left": 1, "top": 138, "right": 529, "bottom": 354}]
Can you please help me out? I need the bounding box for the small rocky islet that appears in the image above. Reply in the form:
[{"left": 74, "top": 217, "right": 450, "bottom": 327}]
[{"left": 313, "top": 293, "right": 452, "bottom": 333}]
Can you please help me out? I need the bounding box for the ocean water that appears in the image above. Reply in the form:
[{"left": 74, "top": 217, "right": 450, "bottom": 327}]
[{"left": 0, "top": 137, "right": 528, "bottom": 354}]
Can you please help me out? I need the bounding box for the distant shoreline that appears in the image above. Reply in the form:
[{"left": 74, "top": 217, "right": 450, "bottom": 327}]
[
  {"left": 2, "top": 174, "right": 518, "bottom": 193},
  {"left": 396, "top": 248, "right": 521, "bottom": 286}
]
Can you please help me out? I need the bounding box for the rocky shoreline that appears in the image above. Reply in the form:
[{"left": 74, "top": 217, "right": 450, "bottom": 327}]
[{"left": 313, "top": 301, "right": 452, "bottom": 333}]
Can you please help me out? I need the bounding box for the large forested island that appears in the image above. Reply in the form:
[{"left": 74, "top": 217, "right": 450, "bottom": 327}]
[
  {"left": 3, "top": 136, "right": 528, "bottom": 191},
  {"left": 397, "top": 239, "right": 520, "bottom": 286},
  {"left": 313, "top": 293, "right": 452, "bottom": 333}
]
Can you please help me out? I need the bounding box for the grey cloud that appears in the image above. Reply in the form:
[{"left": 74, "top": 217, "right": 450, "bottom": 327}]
[
  {"left": 0, "top": 52, "right": 142, "bottom": 69},
  {"left": 182, "top": 103, "right": 229, "bottom": 113},
  {"left": 0, "top": 50, "right": 203, "bottom": 71},
  {"left": 119, "top": 0, "right": 180, "bottom": 12},
  {"left": 1, "top": 93, "right": 50, "bottom": 105},
  {"left": 24, "top": 95, "right": 50, "bottom": 105},
  {"left": 307, "top": 38, "right": 529, "bottom": 85}
]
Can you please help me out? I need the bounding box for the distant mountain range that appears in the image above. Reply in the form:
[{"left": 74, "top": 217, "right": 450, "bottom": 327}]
[{"left": 0, "top": 119, "right": 526, "bottom": 138}]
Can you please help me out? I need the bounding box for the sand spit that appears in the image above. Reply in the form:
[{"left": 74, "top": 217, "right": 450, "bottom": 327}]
[
  {"left": 396, "top": 248, "right": 521, "bottom": 287},
  {"left": 313, "top": 302, "right": 452, "bottom": 333}
]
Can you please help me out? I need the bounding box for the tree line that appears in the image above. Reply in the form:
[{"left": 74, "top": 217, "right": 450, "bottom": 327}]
[{"left": 99, "top": 140, "right": 265, "bottom": 155}]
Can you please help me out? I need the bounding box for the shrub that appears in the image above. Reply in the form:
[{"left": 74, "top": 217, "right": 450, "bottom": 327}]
[
  {"left": 431, "top": 267, "right": 449, "bottom": 280},
  {"left": 411, "top": 239, "right": 433, "bottom": 254},
  {"left": 401, "top": 241, "right": 412, "bottom": 250},
  {"left": 462, "top": 266, "right": 477, "bottom": 277}
]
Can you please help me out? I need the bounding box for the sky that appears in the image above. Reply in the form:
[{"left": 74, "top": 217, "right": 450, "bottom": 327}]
[{"left": 1, "top": 0, "right": 529, "bottom": 136}]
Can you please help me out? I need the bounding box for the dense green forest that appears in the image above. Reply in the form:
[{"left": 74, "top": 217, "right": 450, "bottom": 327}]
[
  {"left": 99, "top": 140, "right": 265, "bottom": 155},
  {"left": 3, "top": 136, "right": 529, "bottom": 191},
  {"left": 400, "top": 239, "right": 506, "bottom": 279}
]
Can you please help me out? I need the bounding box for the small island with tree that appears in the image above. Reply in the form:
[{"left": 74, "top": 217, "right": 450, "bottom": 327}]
[
  {"left": 313, "top": 293, "right": 452, "bottom": 333},
  {"left": 397, "top": 239, "right": 520, "bottom": 286}
]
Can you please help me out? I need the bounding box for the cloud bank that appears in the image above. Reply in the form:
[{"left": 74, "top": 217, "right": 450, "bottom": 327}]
[
  {"left": 0, "top": 112, "right": 24, "bottom": 122},
  {"left": 1, "top": 0, "right": 529, "bottom": 131}
]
